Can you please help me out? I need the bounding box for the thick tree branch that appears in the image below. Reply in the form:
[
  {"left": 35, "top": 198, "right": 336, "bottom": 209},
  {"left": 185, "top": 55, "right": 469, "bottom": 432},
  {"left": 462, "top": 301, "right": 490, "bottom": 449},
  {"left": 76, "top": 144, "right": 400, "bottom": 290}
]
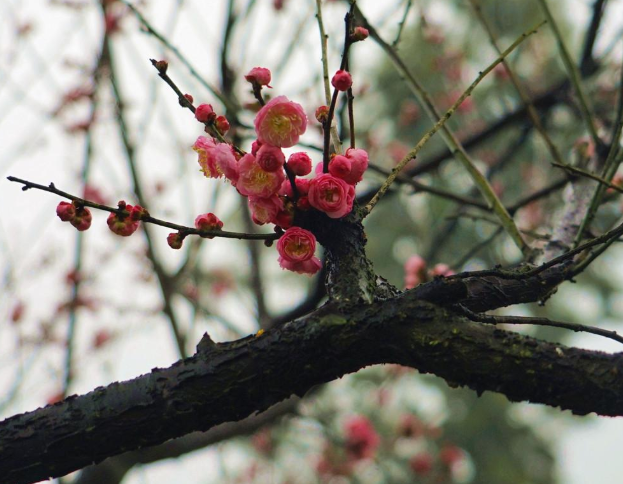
[{"left": 2, "top": 274, "right": 623, "bottom": 484}]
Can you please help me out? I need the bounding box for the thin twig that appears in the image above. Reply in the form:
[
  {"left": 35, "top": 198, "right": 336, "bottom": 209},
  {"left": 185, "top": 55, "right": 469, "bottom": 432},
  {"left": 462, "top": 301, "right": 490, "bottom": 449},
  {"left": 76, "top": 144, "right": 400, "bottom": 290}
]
[
  {"left": 392, "top": 0, "right": 412, "bottom": 48},
  {"left": 362, "top": 19, "right": 543, "bottom": 229},
  {"left": 367, "top": 163, "right": 488, "bottom": 209},
  {"left": 7, "top": 176, "right": 280, "bottom": 241},
  {"left": 122, "top": 0, "right": 237, "bottom": 112},
  {"left": 448, "top": 218, "right": 623, "bottom": 281},
  {"left": 573, "top": 46, "right": 623, "bottom": 246},
  {"left": 536, "top": 0, "right": 601, "bottom": 148},
  {"left": 458, "top": 305, "right": 623, "bottom": 346},
  {"left": 315, "top": 0, "right": 342, "bottom": 155},
  {"left": 551, "top": 161, "right": 623, "bottom": 193},
  {"left": 357, "top": 5, "right": 541, "bottom": 257},
  {"left": 468, "top": 0, "right": 567, "bottom": 170}
]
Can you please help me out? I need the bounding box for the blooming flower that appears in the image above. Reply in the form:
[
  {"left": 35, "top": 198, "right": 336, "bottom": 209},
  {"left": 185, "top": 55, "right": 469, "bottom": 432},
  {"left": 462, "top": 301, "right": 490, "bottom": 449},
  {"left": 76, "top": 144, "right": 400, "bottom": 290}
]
[
  {"left": 245, "top": 67, "right": 272, "bottom": 87},
  {"left": 276, "top": 227, "right": 322, "bottom": 275},
  {"left": 344, "top": 416, "right": 380, "bottom": 461},
  {"left": 193, "top": 136, "right": 238, "bottom": 184},
  {"left": 254, "top": 95, "right": 307, "bottom": 148},
  {"left": 308, "top": 173, "right": 355, "bottom": 218},
  {"left": 236, "top": 153, "right": 285, "bottom": 198},
  {"left": 331, "top": 70, "right": 353, "bottom": 91},
  {"left": 256, "top": 144, "right": 285, "bottom": 172},
  {"left": 248, "top": 195, "right": 283, "bottom": 225}
]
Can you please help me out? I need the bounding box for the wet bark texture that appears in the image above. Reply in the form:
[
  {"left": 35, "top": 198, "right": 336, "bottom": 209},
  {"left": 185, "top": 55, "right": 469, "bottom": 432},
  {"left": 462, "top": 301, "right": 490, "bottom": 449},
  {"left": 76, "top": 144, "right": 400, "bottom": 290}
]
[{"left": 1, "top": 209, "right": 620, "bottom": 484}]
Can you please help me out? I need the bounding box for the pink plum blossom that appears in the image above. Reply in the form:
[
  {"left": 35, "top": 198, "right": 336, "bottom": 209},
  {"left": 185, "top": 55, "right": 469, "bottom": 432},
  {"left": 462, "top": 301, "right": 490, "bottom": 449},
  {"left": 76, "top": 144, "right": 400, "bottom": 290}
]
[
  {"left": 107, "top": 211, "right": 139, "bottom": 236},
  {"left": 194, "top": 213, "right": 224, "bottom": 238},
  {"left": 215, "top": 115, "right": 230, "bottom": 134},
  {"left": 276, "top": 227, "right": 322, "bottom": 275},
  {"left": 279, "top": 178, "right": 310, "bottom": 198},
  {"left": 248, "top": 195, "right": 283, "bottom": 225},
  {"left": 167, "top": 232, "right": 184, "bottom": 249},
  {"left": 351, "top": 26, "right": 369, "bottom": 42},
  {"left": 244, "top": 67, "right": 272, "bottom": 87},
  {"left": 308, "top": 173, "right": 355, "bottom": 219},
  {"left": 328, "top": 155, "right": 352, "bottom": 180},
  {"left": 315, "top": 105, "right": 329, "bottom": 123},
  {"left": 195, "top": 103, "right": 215, "bottom": 123},
  {"left": 345, "top": 148, "right": 369, "bottom": 184},
  {"left": 236, "top": 153, "right": 285, "bottom": 198},
  {"left": 193, "top": 136, "right": 238, "bottom": 184},
  {"left": 256, "top": 144, "right": 285, "bottom": 172},
  {"left": 331, "top": 70, "right": 353, "bottom": 91},
  {"left": 287, "top": 152, "right": 312, "bottom": 176},
  {"left": 254, "top": 95, "right": 307, "bottom": 148}
]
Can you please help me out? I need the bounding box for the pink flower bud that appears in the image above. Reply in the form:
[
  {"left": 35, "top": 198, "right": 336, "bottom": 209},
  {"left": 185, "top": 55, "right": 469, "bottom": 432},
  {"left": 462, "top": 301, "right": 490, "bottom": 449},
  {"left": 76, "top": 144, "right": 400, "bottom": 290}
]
[
  {"left": 56, "top": 202, "right": 91, "bottom": 231},
  {"left": 308, "top": 173, "right": 355, "bottom": 219},
  {"left": 328, "top": 155, "right": 352, "bottom": 180},
  {"left": 351, "top": 26, "right": 369, "bottom": 42},
  {"left": 245, "top": 67, "right": 272, "bottom": 87},
  {"left": 154, "top": 59, "right": 168, "bottom": 73},
  {"left": 287, "top": 152, "right": 312, "bottom": 176},
  {"left": 277, "top": 227, "right": 322, "bottom": 275},
  {"left": 256, "top": 144, "right": 285, "bottom": 172},
  {"left": 129, "top": 204, "right": 149, "bottom": 221},
  {"left": 107, "top": 214, "right": 138, "bottom": 236},
  {"left": 107, "top": 202, "right": 140, "bottom": 236},
  {"left": 254, "top": 95, "right": 307, "bottom": 148},
  {"left": 251, "top": 139, "right": 262, "bottom": 155},
  {"left": 331, "top": 70, "right": 353, "bottom": 91},
  {"left": 167, "top": 232, "right": 185, "bottom": 249},
  {"left": 215, "top": 115, "right": 230, "bottom": 134},
  {"left": 70, "top": 207, "right": 92, "bottom": 231},
  {"left": 184, "top": 93, "right": 194, "bottom": 104},
  {"left": 195, "top": 103, "right": 216, "bottom": 123},
  {"left": 195, "top": 213, "right": 224, "bottom": 238},
  {"left": 56, "top": 201, "right": 76, "bottom": 222},
  {"left": 315, "top": 105, "right": 329, "bottom": 123},
  {"left": 344, "top": 148, "right": 369, "bottom": 184}
]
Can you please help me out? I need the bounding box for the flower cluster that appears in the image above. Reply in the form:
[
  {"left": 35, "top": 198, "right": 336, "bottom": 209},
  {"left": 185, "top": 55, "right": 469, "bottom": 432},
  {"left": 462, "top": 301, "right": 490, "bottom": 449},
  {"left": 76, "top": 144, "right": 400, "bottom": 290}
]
[
  {"left": 186, "top": 67, "right": 370, "bottom": 275},
  {"left": 56, "top": 201, "right": 92, "bottom": 231}
]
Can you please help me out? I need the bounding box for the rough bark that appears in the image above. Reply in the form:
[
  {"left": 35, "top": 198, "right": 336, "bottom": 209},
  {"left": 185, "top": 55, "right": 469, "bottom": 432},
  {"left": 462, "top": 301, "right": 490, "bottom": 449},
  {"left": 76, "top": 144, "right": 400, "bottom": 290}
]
[{"left": 1, "top": 210, "right": 620, "bottom": 484}]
